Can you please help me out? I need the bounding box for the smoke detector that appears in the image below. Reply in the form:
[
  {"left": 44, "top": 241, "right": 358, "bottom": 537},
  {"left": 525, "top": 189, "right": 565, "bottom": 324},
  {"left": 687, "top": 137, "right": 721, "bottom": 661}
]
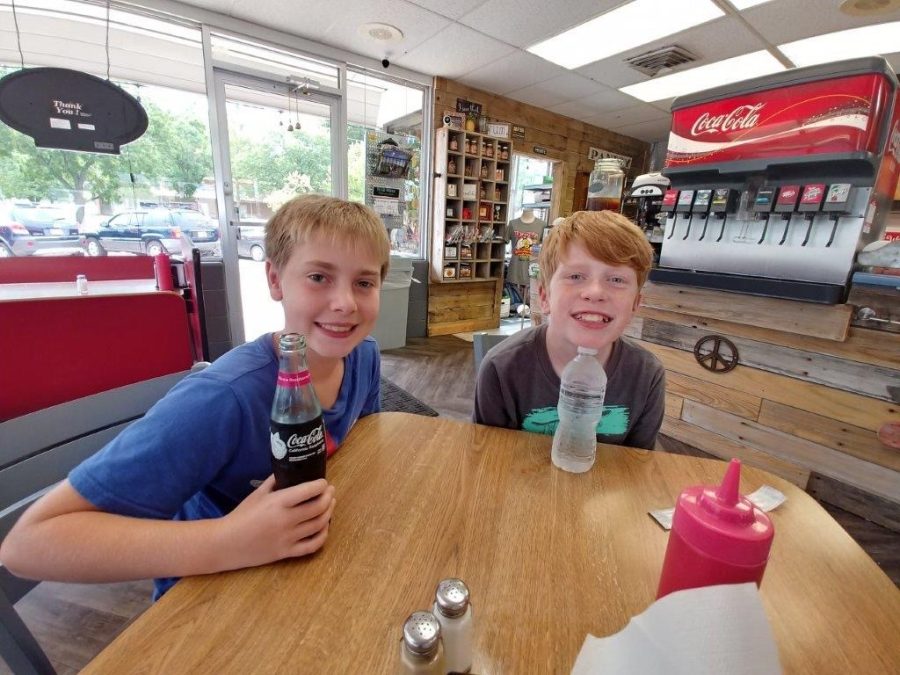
[
  {"left": 625, "top": 45, "right": 697, "bottom": 77},
  {"left": 359, "top": 22, "right": 404, "bottom": 43},
  {"left": 839, "top": 0, "right": 900, "bottom": 15}
]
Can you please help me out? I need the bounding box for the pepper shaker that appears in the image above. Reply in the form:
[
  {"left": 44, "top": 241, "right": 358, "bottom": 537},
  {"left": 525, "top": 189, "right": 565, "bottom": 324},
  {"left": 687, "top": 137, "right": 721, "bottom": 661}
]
[
  {"left": 433, "top": 579, "right": 473, "bottom": 674},
  {"left": 399, "top": 611, "right": 445, "bottom": 675}
]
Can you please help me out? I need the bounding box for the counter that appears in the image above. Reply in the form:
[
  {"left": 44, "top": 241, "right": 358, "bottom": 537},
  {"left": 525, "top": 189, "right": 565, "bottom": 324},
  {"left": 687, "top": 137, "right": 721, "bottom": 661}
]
[{"left": 628, "top": 282, "right": 900, "bottom": 530}]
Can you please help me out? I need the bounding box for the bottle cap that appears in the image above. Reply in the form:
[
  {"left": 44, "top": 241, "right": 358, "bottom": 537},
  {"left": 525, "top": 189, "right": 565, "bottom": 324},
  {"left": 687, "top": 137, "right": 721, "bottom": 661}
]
[
  {"left": 673, "top": 459, "right": 774, "bottom": 567},
  {"left": 402, "top": 611, "right": 442, "bottom": 656},
  {"left": 278, "top": 333, "right": 306, "bottom": 352},
  {"left": 576, "top": 346, "right": 598, "bottom": 356},
  {"left": 435, "top": 578, "right": 470, "bottom": 618}
]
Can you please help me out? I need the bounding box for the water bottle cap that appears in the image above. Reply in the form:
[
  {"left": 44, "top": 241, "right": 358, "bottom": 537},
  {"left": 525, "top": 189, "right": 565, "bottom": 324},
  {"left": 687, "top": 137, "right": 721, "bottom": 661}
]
[
  {"left": 672, "top": 459, "right": 774, "bottom": 566},
  {"left": 435, "top": 578, "right": 470, "bottom": 618},
  {"left": 402, "top": 611, "right": 442, "bottom": 656},
  {"left": 576, "top": 346, "right": 598, "bottom": 356}
]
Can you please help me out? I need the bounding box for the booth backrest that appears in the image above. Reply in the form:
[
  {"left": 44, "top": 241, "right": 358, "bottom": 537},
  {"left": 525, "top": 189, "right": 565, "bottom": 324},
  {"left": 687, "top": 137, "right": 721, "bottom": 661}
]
[
  {"left": 0, "top": 293, "right": 193, "bottom": 420},
  {"left": 0, "top": 369, "right": 198, "bottom": 675},
  {"left": 0, "top": 256, "right": 154, "bottom": 283}
]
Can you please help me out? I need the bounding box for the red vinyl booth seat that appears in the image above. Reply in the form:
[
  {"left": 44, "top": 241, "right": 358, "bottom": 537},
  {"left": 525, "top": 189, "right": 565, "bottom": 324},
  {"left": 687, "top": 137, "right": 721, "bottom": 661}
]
[{"left": 0, "top": 293, "right": 193, "bottom": 420}]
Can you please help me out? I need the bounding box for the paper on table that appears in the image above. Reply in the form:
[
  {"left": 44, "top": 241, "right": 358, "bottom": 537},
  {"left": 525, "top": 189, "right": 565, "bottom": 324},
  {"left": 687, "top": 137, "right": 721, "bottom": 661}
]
[
  {"left": 650, "top": 485, "right": 787, "bottom": 530},
  {"left": 571, "top": 583, "right": 782, "bottom": 675}
]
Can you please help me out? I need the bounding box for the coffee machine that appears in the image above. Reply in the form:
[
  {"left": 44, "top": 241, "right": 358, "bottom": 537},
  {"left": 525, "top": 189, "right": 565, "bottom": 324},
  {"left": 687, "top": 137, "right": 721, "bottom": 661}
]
[
  {"left": 623, "top": 171, "right": 670, "bottom": 256},
  {"left": 652, "top": 57, "right": 900, "bottom": 303}
]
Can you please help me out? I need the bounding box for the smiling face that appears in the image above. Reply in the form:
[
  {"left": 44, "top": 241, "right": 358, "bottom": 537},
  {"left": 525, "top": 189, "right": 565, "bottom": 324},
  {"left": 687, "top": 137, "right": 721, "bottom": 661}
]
[
  {"left": 266, "top": 234, "right": 382, "bottom": 362},
  {"left": 539, "top": 241, "right": 641, "bottom": 368}
]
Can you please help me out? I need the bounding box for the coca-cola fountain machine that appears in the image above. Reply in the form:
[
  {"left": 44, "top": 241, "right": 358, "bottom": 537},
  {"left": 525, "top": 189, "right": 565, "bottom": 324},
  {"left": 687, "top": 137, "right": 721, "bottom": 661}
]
[{"left": 652, "top": 56, "right": 900, "bottom": 303}]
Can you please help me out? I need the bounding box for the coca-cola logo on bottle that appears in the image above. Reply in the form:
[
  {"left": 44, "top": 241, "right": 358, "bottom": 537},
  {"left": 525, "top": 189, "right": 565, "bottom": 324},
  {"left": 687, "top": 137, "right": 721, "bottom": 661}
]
[
  {"left": 690, "top": 103, "right": 765, "bottom": 137},
  {"left": 270, "top": 426, "right": 324, "bottom": 459},
  {"left": 286, "top": 426, "right": 324, "bottom": 450}
]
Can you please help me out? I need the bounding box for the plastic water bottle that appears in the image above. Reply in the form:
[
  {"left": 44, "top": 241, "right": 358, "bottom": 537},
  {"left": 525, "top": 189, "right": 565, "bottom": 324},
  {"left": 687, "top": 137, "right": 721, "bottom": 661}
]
[{"left": 551, "top": 346, "right": 606, "bottom": 473}]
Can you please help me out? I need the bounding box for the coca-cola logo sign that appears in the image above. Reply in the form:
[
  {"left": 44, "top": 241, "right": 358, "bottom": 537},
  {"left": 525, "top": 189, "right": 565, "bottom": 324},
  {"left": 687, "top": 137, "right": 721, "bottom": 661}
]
[{"left": 690, "top": 103, "right": 765, "bottom": 137}]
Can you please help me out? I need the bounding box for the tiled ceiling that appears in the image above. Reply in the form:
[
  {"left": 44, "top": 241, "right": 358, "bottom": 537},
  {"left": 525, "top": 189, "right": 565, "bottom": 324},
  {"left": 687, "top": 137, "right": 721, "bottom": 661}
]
[{"left": 7, "top": 0, "right": 898, "bottom": 144}]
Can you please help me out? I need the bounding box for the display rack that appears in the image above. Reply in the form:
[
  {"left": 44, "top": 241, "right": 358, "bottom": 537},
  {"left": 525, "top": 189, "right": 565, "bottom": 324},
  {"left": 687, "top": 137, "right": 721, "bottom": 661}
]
[
  {"left": 520, "top": 183, "right": 553, "bottom": 212},
  {"left": 431, "top": 128, "right": 512, "bottom": 282},
  {"left": 364, "top": 130, "right": 417, "bottom": 233}
]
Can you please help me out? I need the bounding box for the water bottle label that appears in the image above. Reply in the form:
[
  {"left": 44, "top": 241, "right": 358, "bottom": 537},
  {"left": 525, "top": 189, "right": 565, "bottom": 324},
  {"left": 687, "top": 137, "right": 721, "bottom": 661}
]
[
  {"left": 277, "top": 370, "right": 312, "bottom": 387},
  {"left": 270, "top": 418, "right": 327, "bottom": 488}
]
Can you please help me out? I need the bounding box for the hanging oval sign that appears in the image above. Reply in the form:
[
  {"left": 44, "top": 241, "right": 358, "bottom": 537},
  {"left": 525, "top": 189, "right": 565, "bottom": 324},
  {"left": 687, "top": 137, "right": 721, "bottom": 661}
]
[{"left": 0, "top": 67, "right": 148, "bottom": 155}]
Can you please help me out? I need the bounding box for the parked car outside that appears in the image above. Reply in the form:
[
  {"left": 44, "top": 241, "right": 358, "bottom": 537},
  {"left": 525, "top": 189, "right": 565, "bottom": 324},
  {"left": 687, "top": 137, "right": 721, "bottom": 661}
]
[
  {"left": 82, "top": 207, "right": 220, "bottom": 257},
  {"left": 0, "top": 204, "right": 82, "bottom": 256},
  {"left": 0, "top": 218, "right": 35, "bottom": 257},
  {"left": 237, "top": 219, "right": 267, "bottom": 261}
]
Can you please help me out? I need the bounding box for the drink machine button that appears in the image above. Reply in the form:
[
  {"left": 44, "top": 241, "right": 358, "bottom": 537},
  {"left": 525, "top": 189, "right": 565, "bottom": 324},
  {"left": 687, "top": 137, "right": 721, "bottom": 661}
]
[
  {"left": 709, "top": 188, "right": 735, "bottom": 215},
  {"left": 822, "top": 183, "right": 852, "bottom": 212},
  {"left": 676, "top": 189, "right": 695, "bottom": 213},
  {"left": 753, "top": 187, "right": 776, "bottom": 212},
  {"left": 692, "top": 189, "right": 712, "bottom": 213},
  {"left": 774, "top": 185, "right": 800, "bottom": 213},
  {"left": 798, "top": 183, "right": 825, "bottom": 212},
  {"left": 661, "top": 188, "right": 679, "bottom": 213}
]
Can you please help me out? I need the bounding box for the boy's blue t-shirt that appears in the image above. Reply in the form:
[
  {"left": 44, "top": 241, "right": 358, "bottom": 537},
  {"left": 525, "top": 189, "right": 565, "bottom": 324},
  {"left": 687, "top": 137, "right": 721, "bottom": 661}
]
[{"left": 69, "top": 333, "right": 380, "bottom": 598}]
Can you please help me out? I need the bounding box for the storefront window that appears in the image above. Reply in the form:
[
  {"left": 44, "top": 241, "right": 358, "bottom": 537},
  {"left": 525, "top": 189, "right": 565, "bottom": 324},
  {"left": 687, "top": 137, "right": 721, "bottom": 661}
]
[
  {"left": 0, "top": 1, "right": 213, "bottom": 259},
  {"left": 346, "top": 69, "right": 425, "bottom": 257}
]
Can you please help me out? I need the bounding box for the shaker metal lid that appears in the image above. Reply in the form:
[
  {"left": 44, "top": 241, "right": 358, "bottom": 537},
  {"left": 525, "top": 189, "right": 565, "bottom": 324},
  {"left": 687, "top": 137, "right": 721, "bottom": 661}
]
[
  {"left": 402, "top": 611, "right": 442, "bottom": 655},
  {"left": 435, "top": 578, "right": 470, "bottom": 618}
]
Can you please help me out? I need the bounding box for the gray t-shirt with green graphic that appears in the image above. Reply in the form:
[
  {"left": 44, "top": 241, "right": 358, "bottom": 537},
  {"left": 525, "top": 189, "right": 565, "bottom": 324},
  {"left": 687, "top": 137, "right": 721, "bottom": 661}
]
[{"left": 473, "top": 324, "right": 666, "bottom": 449}]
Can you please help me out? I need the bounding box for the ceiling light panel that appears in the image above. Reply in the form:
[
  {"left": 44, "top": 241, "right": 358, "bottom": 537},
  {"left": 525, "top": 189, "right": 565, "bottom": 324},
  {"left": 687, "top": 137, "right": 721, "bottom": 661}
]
[
  {"left": 526, "top": 0, "right": 724, "bottom": 70},
  {"left": 619, "top": 50, "right": 785, "bottom": 102},
  {"left": 728, "top": 0, "right": 774, "bottom": 9},
  {"left": 779, "top": 22, "right": 900, "bottom": 67}
]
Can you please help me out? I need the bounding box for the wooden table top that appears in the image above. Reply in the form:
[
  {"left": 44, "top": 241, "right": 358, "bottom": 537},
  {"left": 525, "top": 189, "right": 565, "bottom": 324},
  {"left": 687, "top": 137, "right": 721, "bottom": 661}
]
[{"left": 84, "top": 412, "right": 900, "bottom": 674}]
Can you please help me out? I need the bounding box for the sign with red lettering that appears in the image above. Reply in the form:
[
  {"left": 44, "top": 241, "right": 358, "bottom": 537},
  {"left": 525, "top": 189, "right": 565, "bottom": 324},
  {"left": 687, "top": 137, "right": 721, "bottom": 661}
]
[{"left": 665, "top": 73, "right": 893, "bottom": 168}]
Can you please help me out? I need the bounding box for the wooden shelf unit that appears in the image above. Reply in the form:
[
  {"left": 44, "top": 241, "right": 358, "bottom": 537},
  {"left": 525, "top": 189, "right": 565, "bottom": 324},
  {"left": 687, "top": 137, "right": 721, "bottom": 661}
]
[{"left": 432, "top": 128, "right": 512, "bottom": 283}]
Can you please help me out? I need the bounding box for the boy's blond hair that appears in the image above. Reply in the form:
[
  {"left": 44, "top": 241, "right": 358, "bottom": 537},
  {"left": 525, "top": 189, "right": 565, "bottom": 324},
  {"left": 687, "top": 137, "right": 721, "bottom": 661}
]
[
  {"left": 539, "top": 210, "right": 653, "bottom": 288},
  {"left": 265, "top": 195, "right": 391, "bottom": 280}
]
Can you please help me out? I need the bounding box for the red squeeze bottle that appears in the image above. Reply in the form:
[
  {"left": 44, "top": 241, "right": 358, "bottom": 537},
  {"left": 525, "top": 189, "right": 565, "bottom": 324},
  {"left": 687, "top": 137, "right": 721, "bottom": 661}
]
[
  {"left": 154, "top": 253, "right": 175, "bottom": 291},
  {"left": 657, "top": 459, "right": 774, "bottom": 599}
]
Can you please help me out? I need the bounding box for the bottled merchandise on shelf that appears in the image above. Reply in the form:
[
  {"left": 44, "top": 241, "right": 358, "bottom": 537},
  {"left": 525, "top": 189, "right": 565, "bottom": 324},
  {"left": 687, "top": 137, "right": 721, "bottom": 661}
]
[{"left": 432, "top": 127, "right": 513, "bottom": 283}]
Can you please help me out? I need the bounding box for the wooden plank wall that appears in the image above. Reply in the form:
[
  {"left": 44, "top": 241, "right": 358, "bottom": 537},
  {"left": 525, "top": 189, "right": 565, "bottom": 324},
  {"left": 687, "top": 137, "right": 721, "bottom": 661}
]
[
  {"left": 428, "top": 280, "right": 503, "bottom": 336},
  {"left": 428, "top": 77, "right": 651, "bottom": 336},
  {"left": 625, "top": 286, "right": 900, "bottom": 530},
  {"left": 433, "top": 78, "right": 651, "bottom": 217}
]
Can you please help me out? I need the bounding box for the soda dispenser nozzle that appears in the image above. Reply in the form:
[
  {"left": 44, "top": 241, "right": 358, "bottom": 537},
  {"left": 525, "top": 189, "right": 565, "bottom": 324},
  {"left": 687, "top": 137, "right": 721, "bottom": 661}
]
[{"left": 715, "top": 458, "right": 742, "bottom": 506}]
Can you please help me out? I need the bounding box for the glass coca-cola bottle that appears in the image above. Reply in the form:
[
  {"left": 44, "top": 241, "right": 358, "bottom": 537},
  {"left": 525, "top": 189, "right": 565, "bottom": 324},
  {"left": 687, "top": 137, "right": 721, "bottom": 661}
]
[{"left": 270, "top": 333, "right": 327, "bottom": 489}]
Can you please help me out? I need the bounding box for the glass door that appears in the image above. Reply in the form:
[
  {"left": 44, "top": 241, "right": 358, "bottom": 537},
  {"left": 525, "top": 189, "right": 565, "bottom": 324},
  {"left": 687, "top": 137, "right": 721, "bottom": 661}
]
[{"left": 211, "top": 68, "right": 341, "bottom": 344}]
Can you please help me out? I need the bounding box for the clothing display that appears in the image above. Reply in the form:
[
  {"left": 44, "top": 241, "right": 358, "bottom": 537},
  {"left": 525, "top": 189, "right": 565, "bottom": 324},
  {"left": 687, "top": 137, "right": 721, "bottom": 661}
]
[
  {"left": 69, "top": 332, "right": 381, "bottom": 599},
  {"left": 505, "top": 214, "right": 546, "bottom": 286},
  {"left": 473, "top": 324, "right": 666, "bottom": 450}
]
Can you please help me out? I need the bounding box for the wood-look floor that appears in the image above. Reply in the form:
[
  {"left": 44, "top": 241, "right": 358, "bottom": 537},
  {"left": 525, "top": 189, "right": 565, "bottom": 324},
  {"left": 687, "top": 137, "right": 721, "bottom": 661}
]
[{"left": 3, "top": 334, "right": 898, "bottom": 674}]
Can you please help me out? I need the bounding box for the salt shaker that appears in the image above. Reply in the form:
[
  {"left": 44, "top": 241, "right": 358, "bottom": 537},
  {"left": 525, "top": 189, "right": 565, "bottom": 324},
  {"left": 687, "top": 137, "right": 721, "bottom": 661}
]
[
  {"left": 433, "top": 579, "right": 473, "bottom": 674},
  {"left": 75, "top": 274, "right": 88, "bottom": 295},
  {"left": 399, "top": 611, "right": 445, "bottom": 675}
]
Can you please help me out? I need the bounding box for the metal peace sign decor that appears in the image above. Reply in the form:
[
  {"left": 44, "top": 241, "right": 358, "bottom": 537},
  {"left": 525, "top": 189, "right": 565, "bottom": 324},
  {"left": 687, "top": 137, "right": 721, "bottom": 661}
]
[{"left": 693, "top": 335, "right": 740, "bottom": 373}]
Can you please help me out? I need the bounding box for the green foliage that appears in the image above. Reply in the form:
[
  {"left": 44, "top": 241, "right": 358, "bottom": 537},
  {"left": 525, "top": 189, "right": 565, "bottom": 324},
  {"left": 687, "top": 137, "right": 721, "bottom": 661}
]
[{"left": 0, "top": 87, "right": 212, "bottom": 205}]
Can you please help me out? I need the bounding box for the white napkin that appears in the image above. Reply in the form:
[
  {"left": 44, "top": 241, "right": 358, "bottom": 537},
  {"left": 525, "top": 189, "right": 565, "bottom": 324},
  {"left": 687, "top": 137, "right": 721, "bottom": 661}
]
[
  {"left": 650, "top": 485, "right": 787, "bottom": 530},
  {"left": 571, "top": 583, "right": 781, "bottom": 675}
]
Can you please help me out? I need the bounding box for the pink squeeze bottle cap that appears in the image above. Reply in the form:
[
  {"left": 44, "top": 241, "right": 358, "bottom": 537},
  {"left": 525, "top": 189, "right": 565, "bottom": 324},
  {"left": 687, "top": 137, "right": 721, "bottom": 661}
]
[
  {"left": 674, "top": 459, "right": 774, "bottom": 566},
  {"left": 716, "top": 457, "right": 742, "bottom": 506}
]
